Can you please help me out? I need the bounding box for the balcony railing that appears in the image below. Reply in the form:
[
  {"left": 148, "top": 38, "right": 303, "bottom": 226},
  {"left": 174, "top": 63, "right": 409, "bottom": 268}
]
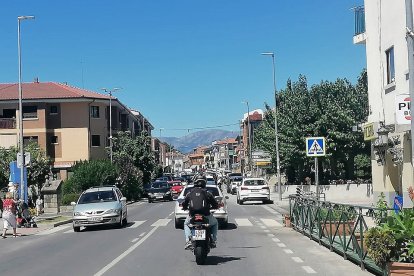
[
  {"left": 354, "top": 6, "right": 365, "bottom": 35},
  {"left": 0, "top": 118, "right": 16, "bottom": 129}
]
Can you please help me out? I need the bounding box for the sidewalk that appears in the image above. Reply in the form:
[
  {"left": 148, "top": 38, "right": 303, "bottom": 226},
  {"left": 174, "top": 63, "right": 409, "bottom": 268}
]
[{"left": 269, "top": 190, "right": 291, "bottom": 216}]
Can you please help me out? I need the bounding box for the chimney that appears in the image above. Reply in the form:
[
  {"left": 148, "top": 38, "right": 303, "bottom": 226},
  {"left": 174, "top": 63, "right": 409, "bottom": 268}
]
[{"left": 33, "top": 77, "right": 39, "bottom": 83}]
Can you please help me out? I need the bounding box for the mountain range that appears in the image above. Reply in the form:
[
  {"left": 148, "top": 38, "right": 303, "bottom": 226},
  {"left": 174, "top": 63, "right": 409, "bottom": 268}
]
[{"left": 160, "top": 129, "right": 239, "bottom": 153}]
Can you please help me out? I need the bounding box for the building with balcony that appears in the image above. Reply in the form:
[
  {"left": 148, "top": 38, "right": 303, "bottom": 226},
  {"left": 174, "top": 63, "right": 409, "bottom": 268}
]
[
  {"left": 212, "top": 138, "right": 238, "bottom": 171},
  {"left": 0, "top": 81, "right": 152, "bottom": 180},
  {"left": 354, "top": 2, "right": 413, "bottom": 207}
]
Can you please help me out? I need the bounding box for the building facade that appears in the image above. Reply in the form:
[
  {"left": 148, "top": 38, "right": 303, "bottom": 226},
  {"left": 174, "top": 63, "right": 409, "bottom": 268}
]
[
  {"left": 354, "top": 2, "right": 414, "bottom": 207},
  {"left": 0, "top": 81, "right": 153, "bottom": 180}
]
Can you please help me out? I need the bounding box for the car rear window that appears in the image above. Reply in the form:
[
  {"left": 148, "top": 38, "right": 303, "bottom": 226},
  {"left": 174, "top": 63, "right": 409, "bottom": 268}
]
[
  {"left": 232, "top": 177, "right": 243, "bottom": 182},
  {"left": 183, "top": 187, "right": 220, "bottom": 197},
  {"left": 78, "top": 190, "right": 117, "bottom": 204},
  {"left": 243, "top": 180, "right": 265, "bottom": 186},
  {"left": 151, "top": 182, "right": 169, "bottom": 189}
]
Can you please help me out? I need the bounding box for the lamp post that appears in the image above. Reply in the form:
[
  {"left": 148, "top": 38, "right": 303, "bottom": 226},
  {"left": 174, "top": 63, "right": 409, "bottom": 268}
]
[
  {"left": 17, "top": 15, "right": 35, "bottom": 202},
  {"left": 262, "top": 52, "right": 282, "bottom": 201},
  {"left": 242, "top": 101, "right": 252, "bottom": 173},
  {"left": 101, "top": 88, "right": 121, "bottom": 163}
]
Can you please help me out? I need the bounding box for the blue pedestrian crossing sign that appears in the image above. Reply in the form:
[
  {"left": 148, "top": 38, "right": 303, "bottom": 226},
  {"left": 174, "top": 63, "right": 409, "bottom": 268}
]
[{"left": 306, "top": 137, "right": 326, "bottom": 157}]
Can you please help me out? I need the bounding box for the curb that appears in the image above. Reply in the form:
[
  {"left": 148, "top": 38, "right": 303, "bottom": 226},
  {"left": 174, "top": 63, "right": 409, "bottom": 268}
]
[{"left": 53, "top": 218, "right": 73, "bottom": 227}]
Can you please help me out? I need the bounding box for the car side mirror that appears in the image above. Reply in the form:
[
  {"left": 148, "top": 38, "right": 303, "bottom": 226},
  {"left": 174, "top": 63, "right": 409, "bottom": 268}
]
[
  {"left": 70, "top": 202, "right": 76, "bottom": 206},
  {"left": 120, "top": 197, "right": 127, "bottom": 202},
  {"left": 225, "top": 196, "right": 229, "bottom": 199}
]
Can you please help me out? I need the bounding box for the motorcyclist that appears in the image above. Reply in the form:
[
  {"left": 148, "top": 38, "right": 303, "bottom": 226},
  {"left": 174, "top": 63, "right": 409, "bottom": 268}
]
[{"left": 182, "top": 174, "right": 219, "bottom": 250}]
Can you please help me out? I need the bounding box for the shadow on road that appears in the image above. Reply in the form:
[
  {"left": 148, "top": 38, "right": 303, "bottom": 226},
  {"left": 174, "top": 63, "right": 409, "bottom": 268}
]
[
  {"left": 204, "top": 255, "right": 245, "bottom": 265},
  {"left": 220, "top": 223, "right": 237, "bottom": 230}
]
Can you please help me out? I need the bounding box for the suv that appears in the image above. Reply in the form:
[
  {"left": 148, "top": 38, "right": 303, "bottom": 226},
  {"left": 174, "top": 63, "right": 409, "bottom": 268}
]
[
  {"left": 236, "top": 178, "right": 270, "bottom": 205},
  {"left": 71, "top": 186, "right": 127, "bottom": 232}
]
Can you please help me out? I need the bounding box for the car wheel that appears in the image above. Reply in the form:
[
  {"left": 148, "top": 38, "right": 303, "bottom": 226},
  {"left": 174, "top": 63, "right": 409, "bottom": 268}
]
[
  {"left": 73, "top": 226, "right": 80, "bottom": 232},
  {"left": 148, "top": 199, "right": 152, "bottom": 203},
  {"left": 174, "top": 218, "right": 182, "bottom": 229},
  {"left": 238, "top": 199, "right": 243, "bottom": 205},
  {"left": 122, "top": 213, "right": 128, "bottom": 227}
]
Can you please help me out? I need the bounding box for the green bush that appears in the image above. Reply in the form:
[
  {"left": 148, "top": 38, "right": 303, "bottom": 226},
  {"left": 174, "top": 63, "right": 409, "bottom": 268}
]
[{"left": 61, "top": 193, "right": 80, "bottom": 205}]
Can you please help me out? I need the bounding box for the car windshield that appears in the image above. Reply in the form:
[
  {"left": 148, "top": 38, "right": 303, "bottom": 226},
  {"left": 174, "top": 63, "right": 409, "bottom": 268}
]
[
  {"left": 151, "top": 182, "right": 169, "bottom": 189},
  {"left": 78, "top": 190, "right": 117, "bottom": 204},
  {"left": 244, "top": 180, "right": 265, "bottom": 186},
  {"left": 183, "top": 187, "right": 220, "bottom": 197},
  {"left": 232, "top": 177, "right": 243, "bottom": 182}
]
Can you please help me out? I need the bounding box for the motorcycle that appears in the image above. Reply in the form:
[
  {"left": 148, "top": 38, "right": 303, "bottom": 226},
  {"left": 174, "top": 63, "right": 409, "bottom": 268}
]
[{"left": 188, "top": 214, "right": 213, "bottom": 265}]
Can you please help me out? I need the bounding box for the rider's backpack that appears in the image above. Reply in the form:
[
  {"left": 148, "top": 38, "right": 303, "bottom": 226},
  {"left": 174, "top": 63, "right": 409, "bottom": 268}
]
[{"left": 188, "top": 188, "right": 209, "bottom": 216}]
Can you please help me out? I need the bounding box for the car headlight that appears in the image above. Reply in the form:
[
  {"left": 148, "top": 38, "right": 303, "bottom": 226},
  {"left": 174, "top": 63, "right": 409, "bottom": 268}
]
[
  {"left": 74, "top": 212, "right": 84, "bottom": 216},
  {"left": 105, "top": 209, "right": 121, "bottom": 215}
]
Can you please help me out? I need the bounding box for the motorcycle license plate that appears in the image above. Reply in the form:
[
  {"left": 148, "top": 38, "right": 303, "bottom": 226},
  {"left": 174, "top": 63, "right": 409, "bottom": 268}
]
[{"left": 192, "top": 229, "right": 206, "bottom": 240}]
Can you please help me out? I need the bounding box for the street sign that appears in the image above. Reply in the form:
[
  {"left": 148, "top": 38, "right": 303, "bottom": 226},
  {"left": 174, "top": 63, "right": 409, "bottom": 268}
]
[
  {"left": 306, "top": 137, "right": 326, "bottom": 157},
  {"left": 16, "top": 152, "right": 31, "bottom": 168}
]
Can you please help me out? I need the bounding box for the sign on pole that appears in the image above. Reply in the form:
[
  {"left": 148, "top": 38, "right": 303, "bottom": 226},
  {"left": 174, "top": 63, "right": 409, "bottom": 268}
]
[{"left": 306, "top": 137, "right": 326, "bottom": 157}]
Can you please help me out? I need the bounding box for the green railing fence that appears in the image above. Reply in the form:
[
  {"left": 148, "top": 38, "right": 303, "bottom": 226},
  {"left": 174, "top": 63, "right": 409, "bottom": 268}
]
[{"left": 289, "top": 195, "right": 391, "bottom": 276}]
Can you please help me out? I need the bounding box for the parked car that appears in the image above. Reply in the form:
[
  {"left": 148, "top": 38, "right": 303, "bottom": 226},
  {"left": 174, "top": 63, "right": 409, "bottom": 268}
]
[
  {"left": 174, "top": 184, "right": 229, "bottom": 229},
  {"left": 71, "top": 186, "right": 127, "bottom": 232},
  {"left": 148, "top": 181, "right": 173, "bottom": 203},
  {"left": 229, "top": 176, "right": 243, "bottom": 194},
  {"left": 236, "top": 178, "right": 270, "bottom": 205}
]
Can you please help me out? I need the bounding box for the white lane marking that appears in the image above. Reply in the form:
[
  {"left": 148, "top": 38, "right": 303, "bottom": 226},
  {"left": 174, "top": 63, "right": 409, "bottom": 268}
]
[
  {"left": 151, "top": 219, "right": 171, "bottom": 227},
  {"left": 36, "top": 225, "right": 71, "bottom": 236},
  {"left": 169, "top": 212, "right": 174, "bottom": 216},
  {"left": 260, "top": 226, "right": 266, "bottom": 229},
  {"left": 277, "top": 243, "right": 286, "bottom": 248},
  {"left": 284, "top": 249, "right": 294, "bottom": 254},
  {"left": 260, "top": 218, "right": 282, "bottom": 228},
  {"left": 262, "top": 205, "right": 278, "bottom": 214},
  {"left": 292, "top": 257, "right": 304, "bottom": 263},
  {"left": 302, "top": 266, "right": 316, "bottom": 274},
  {"left": 130, "top": 221, "right": 145, "bottom": 229},
  {"left": 131, "top": 238, "right": 139, "bottom": 243},
  {"left": 139, "top": 232, "right": 146, "bottom": 237},
  {"left": 272, "top": 238, "right": 280, "bottom": 242},
  {"left": 264, "top": 229, "right": 270, "bottom": 233},
  {"left": 267, "top": 233, "right": 275, "bottom": 237},
  {"left": 235, "top": 218, "right": 253, "bottom": 226},
  {"left": 94, "top": 226, "right": 159, "bottom": 276}
]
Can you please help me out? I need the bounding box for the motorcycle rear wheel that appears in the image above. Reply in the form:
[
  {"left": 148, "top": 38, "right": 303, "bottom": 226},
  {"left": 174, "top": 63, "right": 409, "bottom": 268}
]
[{"left": 195, "top": 246, "right": 206, "bottom": 265}]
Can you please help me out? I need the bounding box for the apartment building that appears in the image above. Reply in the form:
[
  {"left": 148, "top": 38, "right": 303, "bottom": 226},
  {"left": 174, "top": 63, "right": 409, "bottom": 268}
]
[
  {"left": 151, "top": 137, "right": 167, "bottom": 167},
  {"left": 0, "top": 81, "right": 153, "bottom": 180},
  {"left": 212, "top": 138, "right": 239, "bottom": 170},
  {"left": 354, "top": 1, "right": 414, "bottom": 207},
  {"left": 240, "top": 109, "right": 264, "bottom": 173}
]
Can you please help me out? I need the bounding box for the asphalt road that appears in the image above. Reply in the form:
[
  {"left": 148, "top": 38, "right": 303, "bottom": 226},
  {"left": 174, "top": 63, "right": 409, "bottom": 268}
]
[{"left": 0, "top": 193, "right": 374, "bottom": 276}]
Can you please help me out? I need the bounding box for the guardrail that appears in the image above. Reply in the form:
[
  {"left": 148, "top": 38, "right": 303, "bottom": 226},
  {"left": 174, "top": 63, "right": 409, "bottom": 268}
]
[{"left": 288, "top": 195, "right": 391, "bottom": 275}]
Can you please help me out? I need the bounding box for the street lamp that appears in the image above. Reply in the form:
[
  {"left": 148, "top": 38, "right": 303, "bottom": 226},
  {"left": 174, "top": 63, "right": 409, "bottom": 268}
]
[
  {"left": 242, "top": 101, "right": 252, "bottom": 173},
  {"left": 101, "top": 88, "right": 121, "bottom": 163},
  {"left": 261, "top": 51, "right": 282, "bottom": 201},
  {"left": 17, "top": 15, "right": 35, "bottom": 202}
]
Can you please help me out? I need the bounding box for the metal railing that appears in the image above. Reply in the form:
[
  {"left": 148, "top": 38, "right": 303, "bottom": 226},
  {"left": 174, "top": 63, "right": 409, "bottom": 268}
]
[
  {"left": 289, "top": 195, "right": 390, "bottom": 275},
  {"left": 0, "top": 118, "right": 16, "bottom": 129},
  {"left": 354, "top": 6, "right": 366, "bottom": 35}
]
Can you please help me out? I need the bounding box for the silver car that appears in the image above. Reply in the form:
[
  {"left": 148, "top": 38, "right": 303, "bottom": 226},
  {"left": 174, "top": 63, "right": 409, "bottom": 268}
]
[{"left": 71, "top": 186, "right": 127, "bottom": 232}]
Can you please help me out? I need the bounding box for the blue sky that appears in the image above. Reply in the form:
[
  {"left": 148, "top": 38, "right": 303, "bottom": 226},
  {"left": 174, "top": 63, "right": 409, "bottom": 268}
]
[{"left": 1, "top": 1, "right": 365, "bottom": 137}]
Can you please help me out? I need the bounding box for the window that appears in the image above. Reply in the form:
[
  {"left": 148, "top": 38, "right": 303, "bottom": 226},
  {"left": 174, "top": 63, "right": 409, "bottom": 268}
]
[
  {"left": 386, "top": 47, "right": 395, "bottom": 84},
  {"left": 22, "top": 106, "right": 38, "bottom": 119},
  {"left": 92, "top": 135, "right": 101, "bottom": 147},
  {"left": 2, "top": 109, "right": 16, "bottom": 118},
  {"left": 51, "top": 136, "right": 58, "bottom": 144},
  {"left": 50, "top": 105, "right": 58, "bottom": 115},
  {"left": 90, "top": 106, "right": 100, "bottom": 118},
  {"left": 23, "top": 136, "right": 38, "bottom": 146}
]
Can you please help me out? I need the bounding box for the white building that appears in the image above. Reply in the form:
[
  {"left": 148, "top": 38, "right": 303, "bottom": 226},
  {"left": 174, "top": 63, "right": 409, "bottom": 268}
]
[{"left": 355, "top": 1, "right": 414, "bottom": 207}]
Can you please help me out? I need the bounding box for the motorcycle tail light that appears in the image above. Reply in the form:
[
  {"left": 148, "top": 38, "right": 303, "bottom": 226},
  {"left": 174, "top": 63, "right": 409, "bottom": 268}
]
[
  {"left": 218, "top": 202, "right": 224, "bottom": 208},
  {"left": 195, "top": 215, "right": 203, "bottom": 221}
]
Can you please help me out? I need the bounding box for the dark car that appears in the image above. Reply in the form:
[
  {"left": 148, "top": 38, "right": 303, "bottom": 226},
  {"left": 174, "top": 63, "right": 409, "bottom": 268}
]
[
  {"left": 148, "top": 181, "right": 173, "bottom": 203},
  {"left": 143, "top": 182, "right": 152, "bottom": 197}
]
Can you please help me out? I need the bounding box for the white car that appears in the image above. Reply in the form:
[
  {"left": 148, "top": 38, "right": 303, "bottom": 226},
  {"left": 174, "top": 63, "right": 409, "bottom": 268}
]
[
  {"left": 236, "top": 177, "right": 270, "bottom": 204},
  {"left": 229, "top": 176, "right": 243, "bottom": 194},
  {"left": 174, "top": 184, "right": 229, "bottom": 229},
  {"left": 206, "top": 176, "right": 216, "bottom": 185}
]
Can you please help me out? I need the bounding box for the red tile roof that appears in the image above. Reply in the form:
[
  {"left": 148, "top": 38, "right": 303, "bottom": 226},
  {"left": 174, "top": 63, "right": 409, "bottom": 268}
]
[
  {"left": 216, "top": 138, "right": 238, "bottom": 145},
  {"left": 0, "top": 82, "right": 110, "bottom": 101}
]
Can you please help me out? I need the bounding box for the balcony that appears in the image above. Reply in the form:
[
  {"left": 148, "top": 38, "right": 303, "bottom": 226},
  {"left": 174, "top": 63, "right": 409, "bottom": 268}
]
[
  {"left": 353, "top": 6, "right": 366, "bottom": 44},
  {"left": 0, "top": 118, "right": 16, "bottom": 129}
]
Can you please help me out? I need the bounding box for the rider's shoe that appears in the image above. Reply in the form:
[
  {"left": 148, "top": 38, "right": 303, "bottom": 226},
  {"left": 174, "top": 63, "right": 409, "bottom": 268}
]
[
  {"left": 184, "top": 241, "right": 192, "bottom": 250},
  {"left": 210, "top": 240, "right": 216, "bottom": 248}
]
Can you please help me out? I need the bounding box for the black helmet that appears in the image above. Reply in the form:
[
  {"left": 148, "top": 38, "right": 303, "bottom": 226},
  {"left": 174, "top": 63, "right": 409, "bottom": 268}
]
[{"left": 194, "top": 175, "right": 207, "bottom": 188}]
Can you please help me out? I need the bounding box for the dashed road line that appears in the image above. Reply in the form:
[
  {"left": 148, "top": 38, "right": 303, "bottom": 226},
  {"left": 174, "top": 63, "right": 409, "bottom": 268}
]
[
  {"left": 302, "top": 266, "right": 316, "bottom": 274},
  {"left": 131, "top": 238, "right": 139, "bottom": 243},
  {"left": 292, "top": 257, "right": 304, "bottom": 263},
  {"left": 267, "top": 233, "right": 275, "bottom": 237},
  {"left": 129, "top": 221, "right": 145, "bottom": 229},
  {"left": 235, "top": 218, "right": 253, "bottom": 226},
  {"left": 277, "top": 243, "right": 286, "bottom": 248},
  {"left": 260, "top": 218, "right": 282, "bottom": 228},
  {"left": 283, "top": 249, "right": 294, "bottom": 254},
  {"left": 139, "top": 232, "right": 146, "bottom": 237},
  {"left": 272, "top": 237, "right": 280, "bottom": 242},
  {"left": 264, "top": 229, "right": 270, "bottom": 233},
  {"left": 151, "top": 219, "right": 171, "bottom": 227},
  {"left": 260, "top": 226, "right": 266, "bottom": 229}
]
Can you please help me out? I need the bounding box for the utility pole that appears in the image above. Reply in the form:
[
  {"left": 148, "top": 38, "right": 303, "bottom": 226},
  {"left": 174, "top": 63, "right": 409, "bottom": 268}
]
[{"left": 101, "top": 88, "right": 121, "bottom": 163}]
